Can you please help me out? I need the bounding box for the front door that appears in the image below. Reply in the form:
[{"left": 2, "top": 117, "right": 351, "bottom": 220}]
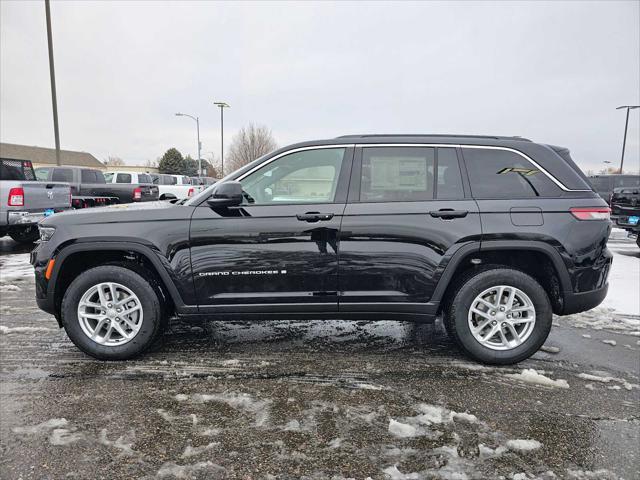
[
  {"left": 190, "top": 146, "right": 353, "bottom": 313},
  {"left": 338, "top": 145, "right": 481, "bottom": 313}
]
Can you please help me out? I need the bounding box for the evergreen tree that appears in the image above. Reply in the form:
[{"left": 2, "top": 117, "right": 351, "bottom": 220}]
[{"left": 158, "top": 148, "right": 185, "bottom": 174}]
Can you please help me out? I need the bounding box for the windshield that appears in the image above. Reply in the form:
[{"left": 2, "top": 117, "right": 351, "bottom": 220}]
[{"left": 185, "top": 151, "right": 273, "bottom": 205}]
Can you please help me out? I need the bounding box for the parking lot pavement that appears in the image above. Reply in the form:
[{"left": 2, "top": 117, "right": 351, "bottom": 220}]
[{"left": 0, "top": 237, "right": 638, "bottom": 480}]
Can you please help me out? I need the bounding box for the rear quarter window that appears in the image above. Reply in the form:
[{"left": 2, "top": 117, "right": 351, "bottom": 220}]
[
  {"left": 116, "top": 173, "right": 132, "bottom": 183},
  {"left": 52, "top": 168, "right": 74, "bottom": 182},
  {"left": 463, "top": 148, "right": 561, "bottom": 198}
]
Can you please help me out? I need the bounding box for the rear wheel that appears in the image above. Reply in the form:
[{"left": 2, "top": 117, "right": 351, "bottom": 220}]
[
  {"left": 443, "top": 267, "right": 552, "bottom": 365},
  {"left": 9, "top": 225, "right": 39, "bottom": 244},
  {"left": 61, "top": 265, "right": 164, "bottom": 360}
]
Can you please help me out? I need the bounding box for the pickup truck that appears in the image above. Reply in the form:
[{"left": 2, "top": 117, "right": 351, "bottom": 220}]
[
  {"left": 103, "top": 171, "right": 159, "bottom": 202},
  {"left": 150, "top": 174, "right": 202, "bottom": 200},
  {"left": 36, "top": 166, "right": 157, "bottom": 206},
  {"left": 1, "top": 158, "right": 71, "bottom": 243},
  {"left": 610, "top": 186, "right": 640, "bottom": 247}
]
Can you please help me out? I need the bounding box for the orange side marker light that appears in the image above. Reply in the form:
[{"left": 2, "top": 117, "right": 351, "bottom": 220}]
[{"left": 45, "top": 258, "right": 56, "bottom": 280}]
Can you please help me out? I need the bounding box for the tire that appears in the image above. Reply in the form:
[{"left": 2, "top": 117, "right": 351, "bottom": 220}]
[
  {"left": 61, "top": 265, "right": 164, "bottom": 360},
  {"left": 443, "top": 267, "right": 552, "bottom": 365},
  {"left": 9, "top": 225, "right": 39, "bottom": 244}
]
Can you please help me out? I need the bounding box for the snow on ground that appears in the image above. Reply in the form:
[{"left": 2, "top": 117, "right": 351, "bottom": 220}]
[
  {"left": 504, "top": 369, "right": 570, "bottom": 389},
  {"left": 601, "top": 238, "right": 639, "bottom": 316},
  {"left": 0, "top": 253, "right": 33, "bottom": 284}
]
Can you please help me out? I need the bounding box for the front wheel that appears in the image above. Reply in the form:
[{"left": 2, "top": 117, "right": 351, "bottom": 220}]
[
  {"left": 61, "top": 265, "right": 165, "bottom": 360},
  {"left": 443, "top": 267, "right": 552, "bottom": 365}
]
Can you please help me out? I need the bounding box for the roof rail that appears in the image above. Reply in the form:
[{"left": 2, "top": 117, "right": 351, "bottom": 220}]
[{"left": 336, "top": 134, "right": 532, "bottom": 142}]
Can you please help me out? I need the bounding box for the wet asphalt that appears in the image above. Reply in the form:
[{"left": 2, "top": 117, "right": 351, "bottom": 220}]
[{"left": 0, "top": 236, "right": 638, "bottom": 480}]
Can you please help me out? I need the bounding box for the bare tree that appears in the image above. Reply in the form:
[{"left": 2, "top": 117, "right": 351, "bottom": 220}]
[
  {"left": 226, "top": 124, "right": 277, "bottom": 173},
  {"left": 104, "top": 156, "right": 125, "bottom": 167}
]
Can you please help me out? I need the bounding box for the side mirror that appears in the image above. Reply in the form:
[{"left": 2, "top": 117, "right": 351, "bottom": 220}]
[{"left": 207, "top": 181, "right": 243, "bottom": 207}]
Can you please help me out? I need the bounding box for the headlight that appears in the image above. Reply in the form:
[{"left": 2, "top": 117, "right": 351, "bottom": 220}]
[{"left": 38, "top": 226, "right": 56, "bottom": 242}]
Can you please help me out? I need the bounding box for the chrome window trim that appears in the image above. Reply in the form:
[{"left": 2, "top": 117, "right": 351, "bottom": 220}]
[
  {"left": 236, "top": 144, "right": 354, "bottom": 181},
  {"left": 355, "top": 143, "right": 591, "bottom": 192}
]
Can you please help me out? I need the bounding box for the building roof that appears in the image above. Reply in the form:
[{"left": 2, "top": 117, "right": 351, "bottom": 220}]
[{"left": 0, "top": 142, "right": 104, "bottom": 169}]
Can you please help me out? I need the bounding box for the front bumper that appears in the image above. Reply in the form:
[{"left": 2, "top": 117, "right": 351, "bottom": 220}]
[{"left": 561, "top": 283, "right": 609, "bottom": 316}]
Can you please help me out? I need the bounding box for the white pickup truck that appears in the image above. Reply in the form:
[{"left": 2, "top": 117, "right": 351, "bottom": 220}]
[
  {"left": 150, "top": 174, "right": 203, "bottom": 200},
  {"left": 0, "top": 158, "right": 71, "bottom": 243}
]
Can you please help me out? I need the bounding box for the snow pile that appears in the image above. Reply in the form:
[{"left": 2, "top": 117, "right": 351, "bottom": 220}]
[
  {"left": 49, "top": 429, "right": 83, "bottom": 446},
  {"left": 601, "top": 242, "right": 640, "bottom": 316},
  {"left": 388, "top": 404, "right": 478, "bottom": 438},
  {"left": 505, "top": 369, "right": 569, "bottom": 389},
  {"left": 12, "top": 418, "right": 68, "bottom": 435},
  {"left": 556, "top": 308, "right": 640, "bottom": 336},
  {"left": 181, "top": 441, "right": 219, "bottom": 458},
  {"left": 506, "top": 439, "right": 542, "bottom": 451},
  {"left": 98, "top": 429, "right": 136, "bottom": 456},
  {"left": 0, "top": 284, "right": 21, "bottom": 292},
  {"left": 183, "top": 391, "right": 272, "bottom": 427},
  {"left": 601, "top": 339, "right": 617, "bottom": 346},
  {"left": 577, "top": 372, "right": 638, "bottom": 390}
]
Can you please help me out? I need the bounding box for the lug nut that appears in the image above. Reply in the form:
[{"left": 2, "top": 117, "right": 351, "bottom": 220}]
[
  {"left": 507, "top": 314, "right": 511, "bottom": 318},
  {"left": 107, "top": 303, "right": 112, "bottom": 308},
  {"left": 115, "top": 317, "right": 120, "bottom": 321},
  {"left": 502, "top": 322, "right": 506, "bottom": 327},
  {"left": 491, "top": 311, "right": 496, "bottom": 316},
  {"left": 500, "top": 307, "right": 505, "bottom": 312},
  {"left": 491, "top": 321, "right": 497, "bottom": 325},
  {"left": 116, "top": 308, "right": 121, "bottom": 313}
]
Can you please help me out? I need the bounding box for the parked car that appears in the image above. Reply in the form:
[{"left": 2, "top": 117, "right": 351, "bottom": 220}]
[
  {"left": 103, "top": 171, "right": 159, "bottom": 202},
  {"left": 33, "top": 134, "right": 611, "bottom": 364},
  {"left": 610, "top": 186, "right": 639, "bottom": 246},
  {"left": 190, "top": 176, "right": 217, "bottom": 186},
  {"left": 0, "top": 158, "right": 71, "bottom": 243},
  {"left": 36, "top": 166, "right": 155, "bottom": 206},
  {"left": 150, "top": 174, "right": 203, "bottom": 200},
  {"left": 588, "top": 173, "right": 640, "bottom": 203}
]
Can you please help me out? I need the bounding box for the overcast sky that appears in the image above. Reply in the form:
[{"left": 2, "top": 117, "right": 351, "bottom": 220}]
[{"left": 1, "top": 1, "right": 638, "bottom": 173}]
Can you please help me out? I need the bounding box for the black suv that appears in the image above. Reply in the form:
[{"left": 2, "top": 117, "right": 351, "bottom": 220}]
[{"left": 32, "top": 135, "right": 612, "bottom": 364}]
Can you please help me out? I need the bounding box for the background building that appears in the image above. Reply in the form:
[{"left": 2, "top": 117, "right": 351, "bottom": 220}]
[{"left": 0, "top": 142, "right": 105, "bottom": 170}]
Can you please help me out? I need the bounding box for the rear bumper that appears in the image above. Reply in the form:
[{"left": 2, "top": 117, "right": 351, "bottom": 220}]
[
  {"left": 561, "top": 283, "right": 609, "bottom": 316},
  {"left": 6, "top": 209, "right": 69, "bottom": 226}
]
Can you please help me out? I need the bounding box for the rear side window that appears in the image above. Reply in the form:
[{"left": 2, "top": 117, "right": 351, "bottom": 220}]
[
  {"left": 35, "top": 167, "right": 50, "bottom": 181},
  {"left": 81, "top": 169, "right": 96, "bottom": 183},
  {"left": 463, "top": 148, "right": 561, "bottom": 198},
  {"left": 614, "top": 176, "right": 640, "bottom": 188},
  {"left": 361, "top": 147, "right": 435, "bottom": 202},
  {"left": 52, "top": 168, "right": 74, "bottom": 182},
  {"left": 436, "top": 148, "right": 464, "bottom": 199},
  {"left": 138, "top": 174, "right": 151, "bottom": 184},
  {"left": 116, "top": 173, "right": 132, "bottom": 183}
]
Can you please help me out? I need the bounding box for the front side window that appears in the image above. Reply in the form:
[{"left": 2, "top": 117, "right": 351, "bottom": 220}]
[
  {"left": 240, "top": 148, "right": 345, "bottom": 205},
  {"left": 116, "top": 173, "right": 132, "bottom": 183},
  {"left": 138, "top": 174, "right": 151, "bottom": 184},
  {"left": 81, "top": 170, "right": 97, "bottom": 183},
  {"left": 360, "top": 147, "right": 435, "bottom": 202},
  {"left": 463, "top": 148, "right": 561, "bottom": 198}
]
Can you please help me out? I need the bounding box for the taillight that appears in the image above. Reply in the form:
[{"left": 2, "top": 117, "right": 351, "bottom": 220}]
[
  {"left": 570, "top": 207, "right": 610, "bottom": 220},
  {"left": 133, "top": 187, "right": 142, "bottom": 200},
  {"left": 8, "top": 187, "right": 24, "bottom": 206},
  {"left": 187, "top": 188, "right": 194, "bottom": 197}
]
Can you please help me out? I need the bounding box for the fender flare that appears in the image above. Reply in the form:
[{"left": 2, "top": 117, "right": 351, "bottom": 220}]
[
  {"left": 48, "top": 241, "right": 187, "bottom": 311},
  {"left": 430, "top": 240, "right": 572, "bottom": 303}
]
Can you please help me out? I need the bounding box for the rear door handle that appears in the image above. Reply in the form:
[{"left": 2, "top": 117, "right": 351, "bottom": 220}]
[
  {"left": 296, "top": 212, "right": 334, "bottom": 222},
  {"left": 429, "top": 209, "right": 468, "bottom": 219}
]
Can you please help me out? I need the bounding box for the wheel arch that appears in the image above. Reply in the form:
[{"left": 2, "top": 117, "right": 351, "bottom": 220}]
[
  {"left": 49, "top": 242, "right": 186, "bottom": 318},
  {"left": 433, "top": 240, "right": 571, "bottom": 315}
]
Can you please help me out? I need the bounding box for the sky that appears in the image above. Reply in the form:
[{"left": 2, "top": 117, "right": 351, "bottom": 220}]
[{"left": 1, "top": 0, "right": 639, "bottom": 173}]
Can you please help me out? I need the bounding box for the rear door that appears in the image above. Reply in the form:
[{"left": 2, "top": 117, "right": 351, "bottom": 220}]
[
  {"left": 190, "top": 146, "right": 353, "bottom": 312},
  {"left": 338, "top": 145, "right": 481, "bottom": 313}
]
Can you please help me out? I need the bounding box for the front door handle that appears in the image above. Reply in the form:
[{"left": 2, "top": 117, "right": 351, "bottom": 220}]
[
  {"left": 296, "top": 212, "right": 334, "bottom": 222},
  {"left": 429, "top": 209, "right": 468, "bottom": 219}
]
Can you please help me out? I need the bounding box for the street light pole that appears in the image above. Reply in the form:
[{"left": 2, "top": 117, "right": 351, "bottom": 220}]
[
  {"left": 175, "top": 113, "right": 201, "bottom": 176},
  {"left": 616, "top": 105, "right": 640, "bottom": 174},
  {"left": 213, "top": 102, "right": 230, "bottom": 176},
  {"left": 45, "top": 0, "right": 61, "bottom": 166}
]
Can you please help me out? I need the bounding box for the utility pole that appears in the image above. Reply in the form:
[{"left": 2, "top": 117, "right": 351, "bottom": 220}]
[
  {"left": 616, "top": 105, "right": 640, "bottom": 174},
  {"left": 45, "top": 0, "right": 61, "bottom": 166},
  {"left": 213, "top": 102, "right": 230, "bottom": 176}
]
